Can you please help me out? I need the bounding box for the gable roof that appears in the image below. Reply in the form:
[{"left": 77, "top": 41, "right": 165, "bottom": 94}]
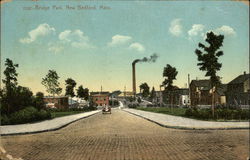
[
  {"left": 109, "top": 90, "right": 122, "bottom": 97},
  {"left": 191, "top": 79, "right": 227, "bottom": 95},
  {"left": 176, "top": 88, "right": 189, "bottom": 95},
  {"left": 228, "top": 73, "right": 250, "bottom": 85},
  {"left": 216, "top": 84, "right": 227, "bottom": 96},
  {"left": 90, "top": 91, "right": 110, "bottom": 96},
  {"left": 191, "top": 79, "right": 211, "bottom": 89}
]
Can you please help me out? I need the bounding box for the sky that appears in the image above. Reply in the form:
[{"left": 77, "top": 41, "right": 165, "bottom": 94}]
[{"left": 0, "top": 0, "right": 249, "bottom": 95}]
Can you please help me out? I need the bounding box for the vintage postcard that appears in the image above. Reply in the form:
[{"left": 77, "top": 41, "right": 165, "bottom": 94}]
[{"left": 0, "top": 0, "right": 249, "bottom": 160}]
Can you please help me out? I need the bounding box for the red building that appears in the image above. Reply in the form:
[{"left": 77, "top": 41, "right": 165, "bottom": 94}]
[
  {"left": 90, "top": 92, "right": 109, "bottom": 106},
  {"left": 43, "top": 96, "right": 69, "bottom": 109}
]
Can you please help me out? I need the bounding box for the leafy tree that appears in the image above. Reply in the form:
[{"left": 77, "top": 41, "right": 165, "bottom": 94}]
[
  {"left": 162, "top": 64, "right": 178, "bottom": 107},
  {"left": 65, "top": 78, "right": 77, "bottom": 97},
  {"left": 162, "top": 64, "right": 178, "bottom": 90},
  {"left": 1, "top": 85, "right": 34, "bottom": 114},
  {"left": 83, "top": 88, "right": 89, "bottom": 100},
  {"left": 77, "top": 85, "right": 89, "bottom": 100},
  {"left": 195, "top": 31, "right": 224, "bottom": 117},
  {"left": 41, "top": 70, "right": 62, "bottom": 96},
  {"left": 14, "top": 86, "right": 33, "bottom": 110},
  {"left": 149, "top": 87, "right": 156, "bottom": 101},
  {"left": 34, "top": 92, "right": 45, "bottom": 110},
  {"left": 139, "top": 83, "right": 150, "bottom": 98},
  {"left": 1, "top": 58, "right": 19, "bottom": 114},
  {"left": 77, "top": 85, "right": 84, "bottom": 98}
]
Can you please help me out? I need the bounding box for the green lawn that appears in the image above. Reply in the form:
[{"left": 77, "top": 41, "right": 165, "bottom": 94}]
[
  {"left": 135, "top": 107, "right": 187, "bottom": 117},
  {"left": 50, "top": 111, "right": 84, "bottom": 118}
]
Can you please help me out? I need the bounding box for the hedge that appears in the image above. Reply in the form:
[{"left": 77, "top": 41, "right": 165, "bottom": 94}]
[
  {"left": 1, "top": 106, "right": 51, "bottom": 125},
  {"left": 184, "top": 108, "right": 250, "bottom": 120}
]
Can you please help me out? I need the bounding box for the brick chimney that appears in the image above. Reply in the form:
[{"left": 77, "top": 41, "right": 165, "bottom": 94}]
[{"left": 132, "top": 63, "right": 136, "bottom": 96}]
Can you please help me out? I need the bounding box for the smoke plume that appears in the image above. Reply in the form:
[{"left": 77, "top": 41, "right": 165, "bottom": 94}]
[{"left": 132, "top": 53, "right": 158, "bottom": 65}]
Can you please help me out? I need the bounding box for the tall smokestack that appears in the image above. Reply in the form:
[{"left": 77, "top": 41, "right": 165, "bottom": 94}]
[
  {"left": 132, "top": 53, "right": 158, "bottom": 97},
  {"left": 132, "top": 60, "right": 140, "bottom": 96}
]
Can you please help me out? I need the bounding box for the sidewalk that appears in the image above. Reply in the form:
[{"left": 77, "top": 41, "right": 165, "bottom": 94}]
[
  {"left": 0, "top": 110, "right": 100, "bottom": 136},
  {"left": 123, "top": 108, "right": 249, "bottom": 130}
]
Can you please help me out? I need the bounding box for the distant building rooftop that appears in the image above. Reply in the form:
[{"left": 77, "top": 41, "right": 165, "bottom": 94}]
[
  {"left": 191, "top": 79, "right": 211, "bottom": 90},
  {"left": 90, "top": 91, "right": 110, "bottom": 96},
  {"left": 228, "top": 73, "right": 249, "bottom": 85},
  {"left": 191, "top": 79, "right": 227, "bottom": 95},
  {"left": 44, "top": 96, "right": 68, "bottom": 99},
  {"left": 109, "top": 90, "right": 122, "bottom": 97}
]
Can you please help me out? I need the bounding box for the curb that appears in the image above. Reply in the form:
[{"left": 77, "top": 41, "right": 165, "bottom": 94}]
[
  {"left": 123, "top": 109, "right": 250, "bottom": 130},
  {"left": 0, "top": 110, "right": 101, "bottom": 136}
]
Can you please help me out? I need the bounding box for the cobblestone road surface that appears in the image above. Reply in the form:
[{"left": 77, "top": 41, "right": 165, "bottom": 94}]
[{"left": 1, "top": 110, "right": 249, "bottom": 160}]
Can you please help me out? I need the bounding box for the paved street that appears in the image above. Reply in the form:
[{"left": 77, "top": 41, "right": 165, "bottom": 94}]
[{"left": 1, "top": 109, "right": 249, "bottom": 160}]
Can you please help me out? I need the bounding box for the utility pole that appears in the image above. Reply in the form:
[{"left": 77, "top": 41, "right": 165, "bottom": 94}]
[
  {"left": 124, "top": 86, "right": 126, "bottom": 98},
  {"left": 160, "top": 85, "right": 162, "bottom": 107},
  {"left": 188, "top": 74, "right": 191, "bottom": 107},
  {"left": 112, "top": 94, "right": 114, "bottom": 107}
]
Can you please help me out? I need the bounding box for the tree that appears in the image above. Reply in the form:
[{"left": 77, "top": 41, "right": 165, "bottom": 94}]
[
  {"left": 162, "top": 64, "right": 178, "bottom": 107},
  {"left": 77, "top": 85, "right": 84, "bottom": 98},
  {"left": 83, "top": 88, "right": 89, "bottom": 100},
  {"left": 65, "top": 78, "right": 77, "bottom": 97},
  {"left": 77, "top": 85, "right": 89, "bottom": 100},
  {"left": 149, "top": 87, "right": 156, "bottom": 102},
  {"left": 1, "top": 85, "right": 34, "bottom": 114},
  {"left": 139, "top": 83, "right": 150, "bottom": 98},
  {"left": 162, "top": 64, "right": 178, "bottom": 90},
  {"left": 14, "top": 86, "right": 33, "bottom": 110},
  {"left": 34, "top": 92, "right": 45, "bottom": 110},
  {"left": 195, "top": 31, "right": 224, "bottom": 117},
  {"left": 1, "top": 58, "right": 19, "bottom": 114},
  {"left": 41, "top": 70, "right": 62, "bottom": 96}
]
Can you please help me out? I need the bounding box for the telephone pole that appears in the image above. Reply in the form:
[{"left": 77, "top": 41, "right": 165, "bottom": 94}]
[{"left": 188, "top": 74, "right": 191, "bottom": 107}]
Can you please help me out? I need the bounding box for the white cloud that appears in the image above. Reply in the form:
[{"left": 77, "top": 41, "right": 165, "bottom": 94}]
[
  {"left": 20, "top": 23, "right": 55, "bottom": 44},
  {"left": 58, "top": 29, "right": 94, "bottom": 49},
  {"left": 108, "top": 35, "right": 145, "bottom": 52},
  {"left": 48, "top": 45, "right": 64, "bottom": 54},
  {"left": 169, "top": 19, "right": 183, "bottom": 36},
  {"left": 108, "top": 35, "right": 132, "bottom": 46},
  {"left": 188, "top": 24, "right": 205, "bottom": 37},
  {"left": 129, "top": 42, "right": 145, "bottom": 52},
  {"left": 59, "top": 29, "right": 89, "bottom": 42},
  {"left": 203, "top": 25, "right": 236, "bottom": 39},
  {"left": 59, "top": 30, "right": 72, "bottom": 42},
  {"left": 214, "top": 25, "right": 236, "bottom": 36}
]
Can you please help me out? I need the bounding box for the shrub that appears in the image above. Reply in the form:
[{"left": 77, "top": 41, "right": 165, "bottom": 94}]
[
  {"left": 128, "top": 104, "right": 138, "bottom": 108},
  {"left": 1, "top": 114, "right": 10, "bottom": 125},
  {"left": 185, "top": 107, "right": 249, "bottom": 120},
  {"left": 241, "top": 109, "right": 250, "bottom": 120},
  {"left": 36, "top": 109, "right": 51, "bottom": 120},
  {"left": 10, "top": 107, "right": 37, "bottom": 124},
  {"left": 3, "top": 106, "right": 52, "bottom": 125},
  {"left": 184, "top": 108, "right": 193, "bottom": 117},
  {"left": 48, "top": 106, "right": 97, "bottom": 113}
]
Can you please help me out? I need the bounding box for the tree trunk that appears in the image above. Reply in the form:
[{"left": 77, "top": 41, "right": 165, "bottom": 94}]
[
  {"left": 171, "top": 93, "right": 173, "bottom": 113},
  {"left": 211, "top": 89, "right": 215, "bottom": 118}
]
